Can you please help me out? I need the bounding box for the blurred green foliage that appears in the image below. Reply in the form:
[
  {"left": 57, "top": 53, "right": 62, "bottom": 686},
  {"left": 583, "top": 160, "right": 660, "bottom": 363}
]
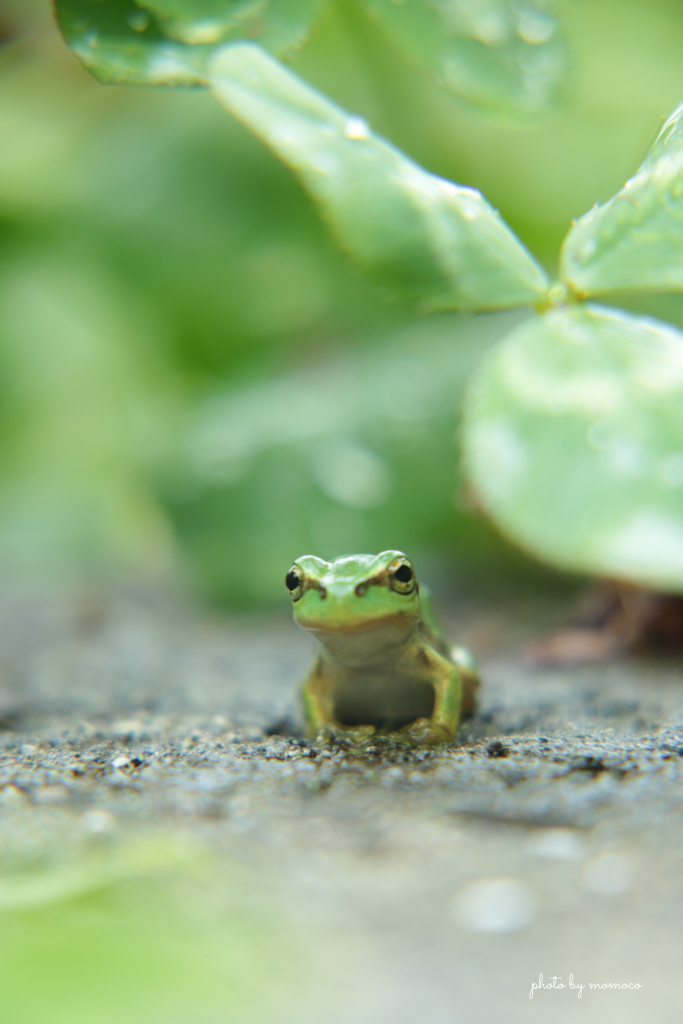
[
  {"left": 159, "top": 313, "right": 527, "bottom": 603},
  {"left": 3, "top": 0, "right": 683, "bottom": 599},
  {"left": 0, "top": 835, "right": 301, "bottom": 1024}
]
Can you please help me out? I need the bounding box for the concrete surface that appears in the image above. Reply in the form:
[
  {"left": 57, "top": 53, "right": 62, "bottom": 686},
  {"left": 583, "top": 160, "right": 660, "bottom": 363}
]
[{"left": 0, "top": 582, "right": 682, "bottom": 1023}]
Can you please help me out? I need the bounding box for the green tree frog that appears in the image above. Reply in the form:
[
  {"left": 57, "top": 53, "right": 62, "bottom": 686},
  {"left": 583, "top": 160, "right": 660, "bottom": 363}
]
[{"left": 285, "top": 550, "right": 479, "bottom": 745}]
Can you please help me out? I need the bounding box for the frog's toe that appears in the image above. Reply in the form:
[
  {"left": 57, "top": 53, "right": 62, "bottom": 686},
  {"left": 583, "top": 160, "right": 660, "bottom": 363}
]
[
  {"left": 341, "top": 724, "right": 376, "bottom": 746},
  {"left": 314, "top": 725, "right": 336, "bottom": 744},
  {"left": 315, "top": 723, "right": 375, "bottom": 746},
  {"left": 404, "top": 719, "right": 452, "bottom": 746}
]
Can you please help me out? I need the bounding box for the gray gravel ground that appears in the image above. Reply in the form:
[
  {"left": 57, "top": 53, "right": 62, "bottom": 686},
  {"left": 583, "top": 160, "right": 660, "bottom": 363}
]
[{"left": 1, "top": 581, "right": 682, "bottom": 1023}]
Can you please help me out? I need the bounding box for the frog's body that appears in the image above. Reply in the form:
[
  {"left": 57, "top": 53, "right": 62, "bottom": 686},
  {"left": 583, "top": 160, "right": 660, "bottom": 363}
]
[{"left": 285, "top": 551, "right": 478, "bottom": 745}]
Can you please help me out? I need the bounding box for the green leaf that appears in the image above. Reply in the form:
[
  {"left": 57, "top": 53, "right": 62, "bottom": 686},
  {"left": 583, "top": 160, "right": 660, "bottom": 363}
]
[
  {"left": 462, "top": 304, "right": 683, "bottom": 592},
  {"left": 55, "top": 0, "right": 328, "bottom": 85},
  {"left": 359, "top": 0, "right": 569, "bottom": 120},
  {"left": 55, "top": 0, "right": 213, "bottom": 85},
  {"left": 561, "top": 100, "right": 683, "bottom": 296},
  {"left": 209, "top": 44, "right": 548, "bottom": 311},
  {"left": 136, "top": 0, "right": 329, "bottom": 56}
]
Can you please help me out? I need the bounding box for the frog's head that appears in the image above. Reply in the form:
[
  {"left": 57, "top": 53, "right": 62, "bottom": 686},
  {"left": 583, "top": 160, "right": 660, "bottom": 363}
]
[{"left": 285, "top": 551, "right": 420, "bottom": 636}]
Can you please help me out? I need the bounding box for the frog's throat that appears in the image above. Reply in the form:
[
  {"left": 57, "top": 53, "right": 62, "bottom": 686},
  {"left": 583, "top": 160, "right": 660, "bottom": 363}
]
[{"left": 300, "top": 614, "right": 421, "bottom": 667}]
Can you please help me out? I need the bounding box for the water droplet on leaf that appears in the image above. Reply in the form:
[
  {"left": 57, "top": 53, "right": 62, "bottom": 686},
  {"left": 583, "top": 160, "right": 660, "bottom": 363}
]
[
  {"left": 127, "top": 11, "right": 150, "bottom": 32},
  {"left": 344, "top": 116, "right": 369, "bottom": 140}
]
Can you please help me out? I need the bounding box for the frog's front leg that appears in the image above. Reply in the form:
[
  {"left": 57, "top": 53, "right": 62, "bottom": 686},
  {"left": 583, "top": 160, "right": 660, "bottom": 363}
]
[
  {"left": 301, "top": 656, "right": 375, "bottom": 745},
  {"left": 403, "top": 649, "right": 463, "bottom": 745}
]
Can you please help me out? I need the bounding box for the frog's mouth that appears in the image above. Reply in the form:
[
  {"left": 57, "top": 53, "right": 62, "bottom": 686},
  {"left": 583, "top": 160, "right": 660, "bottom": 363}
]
[{"left": 297, "top": 609, "right": 416, "bottom": 633}]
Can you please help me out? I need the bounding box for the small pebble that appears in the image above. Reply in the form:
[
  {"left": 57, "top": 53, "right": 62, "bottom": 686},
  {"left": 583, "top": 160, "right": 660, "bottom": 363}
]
[{"left": 486, "top": 740, "right": 509, "bottom": 758}]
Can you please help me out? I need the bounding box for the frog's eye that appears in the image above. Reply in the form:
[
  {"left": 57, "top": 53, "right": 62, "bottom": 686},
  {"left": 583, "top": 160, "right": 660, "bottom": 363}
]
[
  {"left": 285, "top": 566, "right": 305, "bottom": 601},
  {"left": 388, "top": 559, "right": 416, "bottom": 595}
]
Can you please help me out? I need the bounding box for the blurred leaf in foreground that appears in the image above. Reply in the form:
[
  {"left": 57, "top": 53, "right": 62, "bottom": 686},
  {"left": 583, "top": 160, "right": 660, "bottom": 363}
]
[
  {"left": 561, "top": 98, "right": 683, "bottom": 297},
  {"left": 462, "top": 304, "right": 683, "bottom": 592},
  {"left": 0, "top": 836, "right": 193, "bottom": 911},
  {"left": 0, "top": 838, "right": 300, "bottom": 1024},
  {"left": 209, "top": 43, "right": 549, "bottom": 311},
  {"left": 137, "top": 0, "right": 329, "bottom": 55},
  {"left": 360, "top": 0, "right": 569, "bottom": 120}
]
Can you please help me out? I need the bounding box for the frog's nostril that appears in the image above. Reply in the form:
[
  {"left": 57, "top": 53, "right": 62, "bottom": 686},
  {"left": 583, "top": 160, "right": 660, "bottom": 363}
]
[
  {"left": 319, "top": 587, "right": 327, "bottom": 600},
  {"left": 355, "top": 582, "right": 368, "bottom": 597}
]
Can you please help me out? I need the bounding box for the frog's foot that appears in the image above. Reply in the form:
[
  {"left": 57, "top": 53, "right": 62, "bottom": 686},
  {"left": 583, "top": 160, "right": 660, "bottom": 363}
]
[
  {"left": 315, "top": 723, "right": 376, "bottom": 747},
  {"left": 402, "top": 718, "right": 453, "bottom": 746}
]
